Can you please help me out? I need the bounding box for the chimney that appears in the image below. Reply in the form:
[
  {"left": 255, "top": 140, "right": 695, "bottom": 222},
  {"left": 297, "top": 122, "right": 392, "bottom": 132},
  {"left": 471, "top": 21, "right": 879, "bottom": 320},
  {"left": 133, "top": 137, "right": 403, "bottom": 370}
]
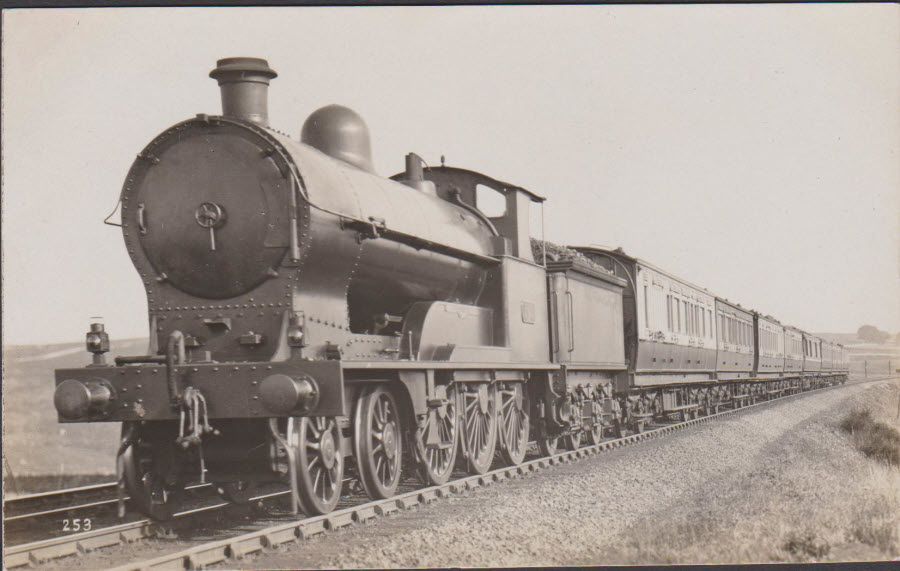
[{"left": 209, "top": 57, "right": 277, "bottom": 126}]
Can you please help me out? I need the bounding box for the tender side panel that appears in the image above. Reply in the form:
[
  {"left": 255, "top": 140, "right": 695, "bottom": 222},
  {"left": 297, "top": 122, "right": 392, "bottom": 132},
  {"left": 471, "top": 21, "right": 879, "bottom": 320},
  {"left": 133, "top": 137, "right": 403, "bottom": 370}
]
[
  {"left": 546, "top": 263, "right": 626, "bottom": 369},
  {"left": 715, "top": 299, "right": 754, "bottom": 379}
]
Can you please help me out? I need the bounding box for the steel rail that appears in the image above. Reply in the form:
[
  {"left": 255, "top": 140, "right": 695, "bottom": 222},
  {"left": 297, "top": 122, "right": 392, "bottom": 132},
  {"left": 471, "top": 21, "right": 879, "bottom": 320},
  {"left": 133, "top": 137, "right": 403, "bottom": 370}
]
[
  {"left": 5, "top": 376, "right": 890, "bottom": 570},
  {"left": 3, "top": 482, "right": 213, "bottom": 526},
  {"left": 4, "top": 481, "right": 117, "bottom": 504},
  {"left": 2, "top": 488, "right": 224, "bottom": 568},
  {"left": 4, "top": 497, "right": 123, "bottom": 523},
  {"left": 100, "top": 376, "right": 892, "bottom": 571}
]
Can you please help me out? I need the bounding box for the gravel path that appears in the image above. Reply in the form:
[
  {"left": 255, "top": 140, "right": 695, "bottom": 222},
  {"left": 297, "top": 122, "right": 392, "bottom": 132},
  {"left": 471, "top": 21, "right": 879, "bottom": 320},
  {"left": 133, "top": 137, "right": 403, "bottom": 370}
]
[{"left": 233, "top": 381, "right": 889, "bottom": 568}]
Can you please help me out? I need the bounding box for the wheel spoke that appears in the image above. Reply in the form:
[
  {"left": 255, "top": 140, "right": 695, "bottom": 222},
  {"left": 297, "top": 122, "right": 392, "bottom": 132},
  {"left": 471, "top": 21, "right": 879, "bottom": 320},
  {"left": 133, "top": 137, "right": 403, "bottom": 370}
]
[
  {"left": 315, "top": 463, "right": 326, "bottom": 494},
  {"left": 375, "top": 454, "right": 384, "bottom": 480}
]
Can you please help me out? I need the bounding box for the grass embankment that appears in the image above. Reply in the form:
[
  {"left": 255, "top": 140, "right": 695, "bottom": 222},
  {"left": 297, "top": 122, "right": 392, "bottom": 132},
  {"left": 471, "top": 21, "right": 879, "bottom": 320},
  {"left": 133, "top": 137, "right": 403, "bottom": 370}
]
[
  {"left": 840, "top": 408, "right": 900, "bottom": 466},
  {"left": 609, "top": 382, "right": 900, "bottom": 564}
]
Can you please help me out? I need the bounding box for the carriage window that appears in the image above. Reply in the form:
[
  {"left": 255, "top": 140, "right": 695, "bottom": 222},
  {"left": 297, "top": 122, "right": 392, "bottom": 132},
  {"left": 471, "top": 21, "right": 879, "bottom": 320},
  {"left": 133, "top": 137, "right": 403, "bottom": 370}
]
[
  {"left": 475, "top": 184, "right": 507, "bottom": 217},
  {"left": 667, "top": 295, "right": 672, "bottom": 331}
]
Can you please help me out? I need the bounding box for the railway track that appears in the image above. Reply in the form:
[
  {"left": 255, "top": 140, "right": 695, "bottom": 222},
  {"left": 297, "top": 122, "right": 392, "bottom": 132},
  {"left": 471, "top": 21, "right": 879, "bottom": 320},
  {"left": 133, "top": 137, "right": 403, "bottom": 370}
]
[
  {"left": 4, "top": 482, "right": 119, "bottom": 523},
  {"left": 2, "top": 481, "right": 221, "bottom": 549},
  {"left": 4, "top": 376, "right": 893, "bottom": 570}
]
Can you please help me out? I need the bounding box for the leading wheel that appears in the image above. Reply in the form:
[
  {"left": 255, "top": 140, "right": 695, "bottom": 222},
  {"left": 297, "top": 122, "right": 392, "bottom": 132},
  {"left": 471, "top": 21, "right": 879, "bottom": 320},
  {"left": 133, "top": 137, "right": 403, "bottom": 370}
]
[
  {"left": 415, "top": 384, "right": 459, "bottom": 486},
  {"left": 294, "top": 416, "right": 344, "bottom": 515},
  {"left": 498, "top": 383, "right": 529, "bottom": 466},
  {"left": 354, "top": 386, "right": 402, "bottom": 499},
  {"left": 460, "top": 383, "right": 498, "bottom": 474},
  {"left": 122, "top": 426, "right": 185, "bottom": 521}
]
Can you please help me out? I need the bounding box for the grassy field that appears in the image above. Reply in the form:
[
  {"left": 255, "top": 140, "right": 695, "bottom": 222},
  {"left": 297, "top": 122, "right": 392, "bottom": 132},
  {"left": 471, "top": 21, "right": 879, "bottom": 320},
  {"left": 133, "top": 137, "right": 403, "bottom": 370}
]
[
  {"left": 606, "top": 381, "right": 900, "bottom": 564},
  {"left": 3, "top": 338, "right": 147, "bottom": 485}
]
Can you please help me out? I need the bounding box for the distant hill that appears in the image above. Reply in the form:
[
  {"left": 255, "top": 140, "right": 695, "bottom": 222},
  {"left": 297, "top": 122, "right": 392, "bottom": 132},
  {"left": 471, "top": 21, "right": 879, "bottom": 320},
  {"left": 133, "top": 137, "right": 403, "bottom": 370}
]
[{"left": 813, "top": 333, "right": 860, "bottom": 345}]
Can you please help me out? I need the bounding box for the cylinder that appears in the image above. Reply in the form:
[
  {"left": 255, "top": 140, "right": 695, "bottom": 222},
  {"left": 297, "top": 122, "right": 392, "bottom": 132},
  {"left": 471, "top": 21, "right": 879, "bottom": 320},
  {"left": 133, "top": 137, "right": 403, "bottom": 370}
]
[{"left": 209, "top": 57, "right": 278, "bottom": 126}]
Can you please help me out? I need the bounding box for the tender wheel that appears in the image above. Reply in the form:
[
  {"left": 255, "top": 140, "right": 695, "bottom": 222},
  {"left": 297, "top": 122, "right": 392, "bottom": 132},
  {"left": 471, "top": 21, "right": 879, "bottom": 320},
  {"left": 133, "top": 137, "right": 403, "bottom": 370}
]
[
  {"left": 613, "top": 418, "right": 624, "bottom": 438},
  {"left": 538, "top": 434, "right": 559, "bottom": 456},
  {"left": 216, "top": 480, "right": 258, "bottom": 504},
  {"left": 498, "top": 383, "right": 529, "bottom": 466},
  {"left": 586, "top": 401, "right": 604, "bottom": 446},
  {"left": 415, "top": 385, "right": 459, "bottom": 486},
  {"left": 460, "top": 383, "right": 498, "bottom": 474},
  {"left": 563, "top": 429, "right": 583, "bottom": 451},
  {"left": 122, "top": 431, "right": 185, "bottom": 521},
  {"left": 294, "top": 416, "right": 344, "bottom": 515},
  {"left": 354, "top": 386, "right": 402, "bottom": 499}
]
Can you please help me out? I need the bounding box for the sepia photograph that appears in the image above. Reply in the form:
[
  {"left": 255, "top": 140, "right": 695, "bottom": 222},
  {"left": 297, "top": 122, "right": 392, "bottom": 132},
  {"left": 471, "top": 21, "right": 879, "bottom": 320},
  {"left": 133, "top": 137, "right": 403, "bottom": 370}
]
[{"left": 2, "top": 3, "right": 899, "bottom": 568}]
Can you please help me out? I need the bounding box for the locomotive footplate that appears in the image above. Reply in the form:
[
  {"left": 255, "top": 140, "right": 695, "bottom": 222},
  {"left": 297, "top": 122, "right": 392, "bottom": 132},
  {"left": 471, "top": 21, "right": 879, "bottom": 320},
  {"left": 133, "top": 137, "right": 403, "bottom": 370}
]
[{"left": 53, "top": 360, "right": 345, "bottom": 423}]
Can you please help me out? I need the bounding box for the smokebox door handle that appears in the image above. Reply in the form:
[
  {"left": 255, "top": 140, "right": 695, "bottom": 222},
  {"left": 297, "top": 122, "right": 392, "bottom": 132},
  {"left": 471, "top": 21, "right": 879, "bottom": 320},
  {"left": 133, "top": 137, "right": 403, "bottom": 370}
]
[{"left": 137, "top": 203, "right": 147, "bottom": 235}]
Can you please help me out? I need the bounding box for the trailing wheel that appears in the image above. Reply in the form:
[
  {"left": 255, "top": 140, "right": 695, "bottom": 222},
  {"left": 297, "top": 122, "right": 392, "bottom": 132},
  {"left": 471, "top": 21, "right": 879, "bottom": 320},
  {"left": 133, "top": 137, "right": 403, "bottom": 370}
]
[
  {"left": 415, "top": 384, "right": 459, "bottom": 486},
  {"left": 354, "top": 386, "right": 402, "bottom": 499},
  {"left": 497, "top": 383, "right": 529, "bottom": 466},
  {"left": 293, "top": 416, "right": 344, "bottom": 515},
  {"left": 460, "top": 383, "right": 498, "bottom": 474},
  {"left": 121, "top": 425, "right": 185, "bottom": 520}
]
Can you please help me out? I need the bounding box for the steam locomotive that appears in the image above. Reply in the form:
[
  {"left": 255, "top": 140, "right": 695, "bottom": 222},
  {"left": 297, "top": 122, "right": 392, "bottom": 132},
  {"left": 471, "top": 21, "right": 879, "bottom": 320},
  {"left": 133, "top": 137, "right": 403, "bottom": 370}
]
[{"left": 53, "top": 58, "right": 849, "bottom": 519}]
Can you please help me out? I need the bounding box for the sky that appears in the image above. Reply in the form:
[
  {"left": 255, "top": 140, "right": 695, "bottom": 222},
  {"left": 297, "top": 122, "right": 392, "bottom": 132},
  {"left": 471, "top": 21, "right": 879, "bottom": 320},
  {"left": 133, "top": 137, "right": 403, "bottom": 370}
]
[{"left": 2, "top": 4, "right": 898, "bottom": 346}]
